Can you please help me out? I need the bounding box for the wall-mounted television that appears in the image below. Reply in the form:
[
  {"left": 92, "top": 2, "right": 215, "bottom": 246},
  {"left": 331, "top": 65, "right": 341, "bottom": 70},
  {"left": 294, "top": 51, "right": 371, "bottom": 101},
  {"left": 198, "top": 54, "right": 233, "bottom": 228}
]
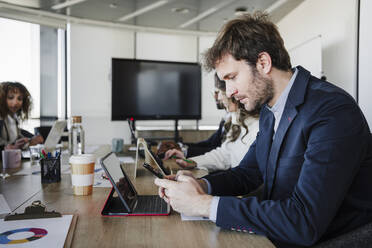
[{"left": 111, "top": 58, "right": 201, "bottom": 120}]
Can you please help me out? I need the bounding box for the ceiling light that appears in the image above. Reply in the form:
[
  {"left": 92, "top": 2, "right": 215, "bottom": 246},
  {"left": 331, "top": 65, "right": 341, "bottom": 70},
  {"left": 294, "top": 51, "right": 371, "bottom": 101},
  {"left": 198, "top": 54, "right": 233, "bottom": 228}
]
[
  {"left": 117, "top": 0, "right": 169, "bottom": 22},
  {"left": 265, "top": 0, "right": 288, "bottom": 13},
  {"left": 234, "top": 7, "right": 248, "bottom": 16},
  {"left": 171, "top": 7, "right": 190, "bottom": 14},
  {"left": 51, "top": 0, "right": 88, "bottom": 10},
  {"left": 179, "top": 0, "right": 238, "bottom": 28},
  {"left": 109, "top": 3, "right": 117, "bottom": 9}
]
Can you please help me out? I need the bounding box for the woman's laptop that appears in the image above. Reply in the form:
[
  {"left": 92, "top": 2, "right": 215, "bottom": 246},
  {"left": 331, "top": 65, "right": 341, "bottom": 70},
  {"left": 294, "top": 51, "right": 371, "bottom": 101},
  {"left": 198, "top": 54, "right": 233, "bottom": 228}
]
[
  {"left": 100, "top": 152, "right": 170, "bottom": 216},
  {"left": 44, "top": 120, "right": 67, "bottom": 151},
  {"left": 22, "top": 120, "right": 67, "bottom": 158}
]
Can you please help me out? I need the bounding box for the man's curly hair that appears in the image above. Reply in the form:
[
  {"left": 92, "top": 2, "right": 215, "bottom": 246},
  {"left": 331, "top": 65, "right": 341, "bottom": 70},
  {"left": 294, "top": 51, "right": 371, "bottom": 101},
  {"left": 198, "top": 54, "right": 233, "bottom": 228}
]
[{"left": 203, "top": 11, "right": 291, "bottom": 72}]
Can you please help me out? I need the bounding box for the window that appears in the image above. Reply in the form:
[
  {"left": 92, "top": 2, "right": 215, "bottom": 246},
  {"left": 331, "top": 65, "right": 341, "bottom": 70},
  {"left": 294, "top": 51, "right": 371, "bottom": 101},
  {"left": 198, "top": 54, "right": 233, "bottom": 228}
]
[
  {"left": 0, "top": 17, "right": 66, "bottom": 133},
  {"left": 0, "top": 17, "right": 40, "bottom": 118}
]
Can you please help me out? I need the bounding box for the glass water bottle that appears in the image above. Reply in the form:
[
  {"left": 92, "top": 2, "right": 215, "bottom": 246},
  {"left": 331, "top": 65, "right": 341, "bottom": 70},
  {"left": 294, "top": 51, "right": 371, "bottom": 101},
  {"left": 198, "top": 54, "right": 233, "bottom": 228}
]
[{"left": 69, "top": 116, "right": 85, "bottom": 155}]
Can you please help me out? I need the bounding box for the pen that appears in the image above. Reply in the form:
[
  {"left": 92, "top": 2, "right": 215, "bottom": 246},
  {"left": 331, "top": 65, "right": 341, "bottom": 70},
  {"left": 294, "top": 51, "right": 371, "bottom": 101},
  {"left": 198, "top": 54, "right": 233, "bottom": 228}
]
[
  {"left": 42, "top": 149, "right": 47, "bottom": 158},
  {"left": 171, "top": 155, "right": 193, "bottom": 164}
]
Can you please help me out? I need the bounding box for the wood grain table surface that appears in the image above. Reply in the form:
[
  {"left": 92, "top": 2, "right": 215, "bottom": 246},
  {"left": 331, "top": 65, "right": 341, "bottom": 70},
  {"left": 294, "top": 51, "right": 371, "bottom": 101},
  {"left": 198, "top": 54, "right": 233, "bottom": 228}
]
[{"left": 0, "top": 148, "right": 275, "bottom": 248}]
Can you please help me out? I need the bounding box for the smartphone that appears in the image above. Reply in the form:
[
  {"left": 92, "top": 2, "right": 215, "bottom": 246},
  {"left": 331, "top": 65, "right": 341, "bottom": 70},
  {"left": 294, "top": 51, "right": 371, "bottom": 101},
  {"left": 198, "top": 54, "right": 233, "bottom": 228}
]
[{"left": 142, "top": 162, "right": 164, "bottom": 179}]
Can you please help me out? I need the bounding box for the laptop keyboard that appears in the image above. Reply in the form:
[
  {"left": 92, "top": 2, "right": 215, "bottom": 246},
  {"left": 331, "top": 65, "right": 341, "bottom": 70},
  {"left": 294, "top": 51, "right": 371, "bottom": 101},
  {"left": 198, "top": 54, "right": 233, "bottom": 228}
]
[{"left": 133, "top": 195, "right": 168, "bottom": 214}]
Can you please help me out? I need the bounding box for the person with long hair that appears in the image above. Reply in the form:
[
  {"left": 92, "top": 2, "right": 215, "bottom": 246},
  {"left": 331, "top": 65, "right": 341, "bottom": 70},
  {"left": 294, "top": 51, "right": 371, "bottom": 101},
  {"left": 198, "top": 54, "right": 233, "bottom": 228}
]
[
  {"left": 164, "top": 78, "right": 259, "bottom": 172},
  {"left": 0, "top": 82, "right": 44, "bottom": 150}
]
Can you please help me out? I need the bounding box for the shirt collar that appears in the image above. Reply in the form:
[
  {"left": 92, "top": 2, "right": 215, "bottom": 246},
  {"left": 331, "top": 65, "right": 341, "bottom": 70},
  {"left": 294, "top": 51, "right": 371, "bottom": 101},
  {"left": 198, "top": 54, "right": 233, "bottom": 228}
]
[{"left": 267, "top": 68, "right": 298, "bottom": 113}]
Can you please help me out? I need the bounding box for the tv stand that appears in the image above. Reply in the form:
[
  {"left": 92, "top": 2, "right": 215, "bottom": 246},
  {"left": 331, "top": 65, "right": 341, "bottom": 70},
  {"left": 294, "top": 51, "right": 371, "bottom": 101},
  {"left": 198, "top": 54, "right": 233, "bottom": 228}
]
[
  {"left": 174, "top": 120, "right": 179, "bottom": 143},
  {"left": 128, "top": 119, "right": 180, "bottom": 144},
  {"left": 127, "top": 119, "right": 136, "bottom": 144}
]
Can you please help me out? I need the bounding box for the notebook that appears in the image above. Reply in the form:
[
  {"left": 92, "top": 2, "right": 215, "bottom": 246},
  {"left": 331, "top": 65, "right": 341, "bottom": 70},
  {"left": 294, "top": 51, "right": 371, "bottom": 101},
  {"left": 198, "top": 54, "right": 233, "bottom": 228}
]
[{"left": 100, "top": 152, "right": 170, "bottom": 216}]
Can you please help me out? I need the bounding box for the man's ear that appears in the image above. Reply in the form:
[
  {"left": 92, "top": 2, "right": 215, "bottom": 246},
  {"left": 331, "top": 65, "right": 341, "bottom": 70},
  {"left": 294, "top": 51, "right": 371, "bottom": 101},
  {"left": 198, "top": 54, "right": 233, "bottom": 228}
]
[{"left": 256, "top": 52, "right": 272, "bottom": 75}]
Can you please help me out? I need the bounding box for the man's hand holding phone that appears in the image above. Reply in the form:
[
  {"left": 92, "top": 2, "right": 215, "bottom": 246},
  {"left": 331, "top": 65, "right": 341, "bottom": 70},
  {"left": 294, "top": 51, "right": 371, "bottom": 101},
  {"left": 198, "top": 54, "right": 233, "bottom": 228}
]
[{"left": 154, "top": 170, "right": 212, "bottom": 217}]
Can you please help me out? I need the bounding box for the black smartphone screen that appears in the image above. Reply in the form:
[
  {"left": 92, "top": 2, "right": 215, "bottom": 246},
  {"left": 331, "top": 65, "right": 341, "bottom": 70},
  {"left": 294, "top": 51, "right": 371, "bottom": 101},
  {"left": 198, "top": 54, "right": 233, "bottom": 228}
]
[{"left": 143, "top": 163, "right": 164, "bottom": 178}]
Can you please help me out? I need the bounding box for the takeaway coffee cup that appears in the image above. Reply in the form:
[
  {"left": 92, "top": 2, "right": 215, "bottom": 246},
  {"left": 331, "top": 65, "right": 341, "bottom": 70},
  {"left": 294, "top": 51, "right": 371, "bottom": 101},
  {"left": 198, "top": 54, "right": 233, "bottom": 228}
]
[
  {"left": 69, "top": 154, "right": 96, "bottom": 195},
  {"left": 2, "top": 149, "right": 22, "bottom": 169}
]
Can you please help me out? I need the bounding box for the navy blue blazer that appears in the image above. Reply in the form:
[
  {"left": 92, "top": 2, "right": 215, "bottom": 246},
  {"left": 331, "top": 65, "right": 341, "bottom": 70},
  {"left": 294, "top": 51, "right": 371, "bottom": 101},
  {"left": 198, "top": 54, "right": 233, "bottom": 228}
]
[
  {"left": 204, "top": 66, "right": 372, "bottom": 247},
  {"left": 186, "top": 119, "right": 225, "bottom": 157}
]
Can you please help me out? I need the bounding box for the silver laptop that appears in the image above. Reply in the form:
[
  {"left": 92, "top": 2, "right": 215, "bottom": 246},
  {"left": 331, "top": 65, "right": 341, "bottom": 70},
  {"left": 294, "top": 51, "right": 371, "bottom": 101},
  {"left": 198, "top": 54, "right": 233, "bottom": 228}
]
[
  {"left": 44, "top": 120, "right": 67, "bottom": 151},
  {"left": 22, "top": 120, "right": 67, "bottom": 158}
]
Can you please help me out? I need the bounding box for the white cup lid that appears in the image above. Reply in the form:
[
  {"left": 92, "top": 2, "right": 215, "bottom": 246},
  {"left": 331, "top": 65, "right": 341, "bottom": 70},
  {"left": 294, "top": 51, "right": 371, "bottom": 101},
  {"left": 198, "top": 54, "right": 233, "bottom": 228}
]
[{"left": 69, "top": 154, "right": 96, "bottom": 164}]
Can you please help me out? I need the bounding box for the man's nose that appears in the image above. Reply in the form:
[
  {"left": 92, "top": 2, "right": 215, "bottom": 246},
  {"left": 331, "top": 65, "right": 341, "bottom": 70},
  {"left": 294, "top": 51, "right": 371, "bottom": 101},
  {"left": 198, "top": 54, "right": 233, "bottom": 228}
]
[{"left": 226, "top": 82, "right": 237, "bottom": 98}]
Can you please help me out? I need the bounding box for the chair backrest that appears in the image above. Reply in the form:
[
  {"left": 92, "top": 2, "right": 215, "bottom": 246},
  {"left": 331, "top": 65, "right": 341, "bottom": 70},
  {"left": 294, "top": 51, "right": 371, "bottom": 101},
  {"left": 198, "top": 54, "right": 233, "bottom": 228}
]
[{"left": 312, "top": 222, "right": 372, "bottom": 248}]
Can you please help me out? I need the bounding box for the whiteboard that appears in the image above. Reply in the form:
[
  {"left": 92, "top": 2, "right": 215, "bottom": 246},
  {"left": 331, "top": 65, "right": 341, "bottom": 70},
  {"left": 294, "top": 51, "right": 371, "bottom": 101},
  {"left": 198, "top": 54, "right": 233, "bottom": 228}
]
[
  {"left": 359, "top": 0, "right": 372, "bottom": 129},
  {"left": 288, "top": 35, "right": 322, "bottom": 78}
]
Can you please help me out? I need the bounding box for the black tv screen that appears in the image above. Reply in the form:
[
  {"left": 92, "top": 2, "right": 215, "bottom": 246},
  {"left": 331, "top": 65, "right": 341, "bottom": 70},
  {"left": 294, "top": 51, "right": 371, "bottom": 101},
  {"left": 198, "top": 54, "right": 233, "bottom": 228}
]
[{"left": 111, "top": 58, "right": 201, "bottom": 120}]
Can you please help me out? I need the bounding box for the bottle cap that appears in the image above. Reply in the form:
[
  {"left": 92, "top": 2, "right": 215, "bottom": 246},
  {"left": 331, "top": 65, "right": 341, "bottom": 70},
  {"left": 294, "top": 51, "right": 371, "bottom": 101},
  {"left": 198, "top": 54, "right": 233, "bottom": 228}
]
[{"left": 72, "top": 116, "right": 82, "bottom": 123}]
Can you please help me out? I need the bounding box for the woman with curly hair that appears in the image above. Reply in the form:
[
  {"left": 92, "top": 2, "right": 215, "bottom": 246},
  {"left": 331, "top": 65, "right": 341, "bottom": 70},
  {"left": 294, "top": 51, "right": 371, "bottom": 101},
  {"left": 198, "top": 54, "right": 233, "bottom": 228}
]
[
  {"left": 164, "top": 75, "right": 259, "bottom": 172},
  {"left": 0, "top": 82, "right": 44, "bottom": 150}
]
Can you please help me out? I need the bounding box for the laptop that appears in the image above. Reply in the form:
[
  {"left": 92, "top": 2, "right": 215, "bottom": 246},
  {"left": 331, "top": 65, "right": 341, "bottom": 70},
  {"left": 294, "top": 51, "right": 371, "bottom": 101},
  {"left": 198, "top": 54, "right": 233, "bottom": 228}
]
[
  {"left": 22, "top": 120, "right": 67, "bottom": 158},
  {"left": 100, "top": 152, "right": 170, "bottom": 216},
  {"left": 44, "top": 120, "right": 67, "bottom": 151}
]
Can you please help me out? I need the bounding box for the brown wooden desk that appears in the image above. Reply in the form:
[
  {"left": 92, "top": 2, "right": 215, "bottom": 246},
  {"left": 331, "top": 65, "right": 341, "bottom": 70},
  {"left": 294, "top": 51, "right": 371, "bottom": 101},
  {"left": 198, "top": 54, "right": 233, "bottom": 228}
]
[{"left": 0, "top": 154, "right": 275, "bottom": 248}]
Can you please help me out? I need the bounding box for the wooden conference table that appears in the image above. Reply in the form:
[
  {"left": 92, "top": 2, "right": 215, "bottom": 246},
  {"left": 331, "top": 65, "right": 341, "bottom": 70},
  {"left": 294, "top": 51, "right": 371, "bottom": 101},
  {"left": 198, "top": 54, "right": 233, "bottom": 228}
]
[{"left": 0, "top": 146, "right": 275, "bottom": 248}]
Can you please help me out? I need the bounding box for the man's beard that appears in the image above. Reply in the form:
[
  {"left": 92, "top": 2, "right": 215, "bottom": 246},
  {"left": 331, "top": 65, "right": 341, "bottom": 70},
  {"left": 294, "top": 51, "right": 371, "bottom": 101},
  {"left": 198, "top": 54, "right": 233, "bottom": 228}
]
[{"left": 245, "top": 70, "right": 274, "bottom": 115}]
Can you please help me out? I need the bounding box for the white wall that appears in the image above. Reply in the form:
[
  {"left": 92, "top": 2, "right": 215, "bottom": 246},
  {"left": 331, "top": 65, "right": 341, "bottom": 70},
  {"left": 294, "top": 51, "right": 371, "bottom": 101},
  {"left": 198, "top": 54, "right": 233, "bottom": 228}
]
[
  {"left": 68, "top": 23, "right": 223, "bottom": 145},
  {"left": 359, "top": 0, "right": 372, "bottom": 128},
  {"left": 277, "top": 0, "right": 358, "bottom": 98},
  {"left": 136, "top": 32, "right": 197, "bottom": 62},
  {"left": 199, "top": 36, "right": 224, "bottom": 126},
  {"left": 68, "top": 23, "right": 135, "bottom": 145}
]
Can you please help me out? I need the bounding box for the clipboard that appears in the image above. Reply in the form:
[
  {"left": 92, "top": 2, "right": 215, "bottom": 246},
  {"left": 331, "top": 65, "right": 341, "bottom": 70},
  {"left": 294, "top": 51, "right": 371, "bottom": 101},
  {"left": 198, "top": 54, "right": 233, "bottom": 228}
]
[
  {"left": 134, "top": 138, "right": 169, "bottom": 178},
  {"left": 3, "top": 200, "right": 78, "bottom": 248}
]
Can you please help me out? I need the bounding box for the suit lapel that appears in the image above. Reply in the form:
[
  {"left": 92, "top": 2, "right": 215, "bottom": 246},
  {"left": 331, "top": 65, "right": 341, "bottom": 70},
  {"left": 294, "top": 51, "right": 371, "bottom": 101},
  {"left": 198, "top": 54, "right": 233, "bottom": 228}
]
[
  {"left": 266, "top": 105, "right": 298, "bottom": 199},
  {"left": 265, "top": 66, "right": 311, "bottom": 199},
  {"left": 257, "top": 108, "right": 274, "bottom": 199},
  {"left": 257, "top": 108, "right": 274, "bottom": 164}
]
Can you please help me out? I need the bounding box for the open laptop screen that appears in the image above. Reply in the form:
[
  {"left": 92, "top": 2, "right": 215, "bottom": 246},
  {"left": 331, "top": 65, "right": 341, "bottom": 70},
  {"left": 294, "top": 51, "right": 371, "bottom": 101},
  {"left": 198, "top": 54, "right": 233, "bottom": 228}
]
[{"left": 102, "top": 153, "right": 137, "bottom": 210}]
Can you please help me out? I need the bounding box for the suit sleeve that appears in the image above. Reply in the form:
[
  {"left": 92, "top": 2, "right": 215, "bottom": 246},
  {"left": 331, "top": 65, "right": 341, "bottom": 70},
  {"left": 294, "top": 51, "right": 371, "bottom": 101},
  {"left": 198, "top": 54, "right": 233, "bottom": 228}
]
[
  {"left": 210, "top": 99, "right": 371, "bottom": 246},
  {"left": 189, "top": 120, "right": 224, "bottom": 148},
  {"left": 203, "top": 139, "right": 263, "bottom": 195},
  {"left": 186, "top": 120, "right": 224, "bottom": 157}
]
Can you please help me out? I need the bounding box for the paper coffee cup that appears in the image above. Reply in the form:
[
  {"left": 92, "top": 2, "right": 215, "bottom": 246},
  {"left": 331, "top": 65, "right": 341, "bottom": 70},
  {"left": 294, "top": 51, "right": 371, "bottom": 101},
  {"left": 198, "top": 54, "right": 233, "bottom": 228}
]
[{"left": 69, "top": 154, "right": 96, "bottom": 195}]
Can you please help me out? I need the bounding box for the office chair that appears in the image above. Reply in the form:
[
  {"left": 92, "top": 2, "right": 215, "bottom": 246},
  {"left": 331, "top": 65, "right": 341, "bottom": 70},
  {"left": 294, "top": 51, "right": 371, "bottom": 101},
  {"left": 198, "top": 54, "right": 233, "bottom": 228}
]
[{"left": 312, "top": 221, "right": 372, "bottom": 248}]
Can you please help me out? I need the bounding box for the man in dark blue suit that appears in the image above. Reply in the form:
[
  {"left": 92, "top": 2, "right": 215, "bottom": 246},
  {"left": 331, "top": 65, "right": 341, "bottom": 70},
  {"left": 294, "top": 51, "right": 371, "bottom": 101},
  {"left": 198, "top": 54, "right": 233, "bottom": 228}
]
[{"left": 155, "top": 12, "right": 372, "bottom": 247}]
